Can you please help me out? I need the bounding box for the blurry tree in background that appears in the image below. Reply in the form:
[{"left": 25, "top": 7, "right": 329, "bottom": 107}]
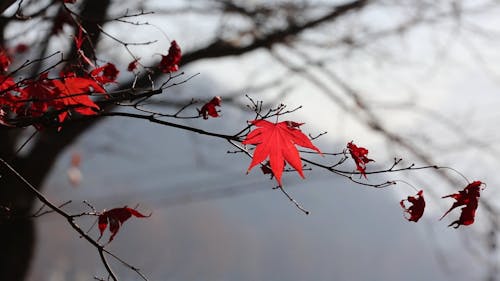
[{"left": 1, "top": 0, "right": 500, "bottom": 280}]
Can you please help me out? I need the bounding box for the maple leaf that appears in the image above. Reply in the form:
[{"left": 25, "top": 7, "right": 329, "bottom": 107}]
[
  {"left": 347, "top": 141, "right": 374, "bottom": 178},
  {"left": 0, "top": 80, "right": 26, "bottom": 125},
  {"left": 400, "top": 190, "right": 425, "bottom": 222},
  {"left": 440, "top": 181, "right": 484, "bottom": 228},
  {"left": 0, "top": 49, "right": 11, "bottom": 72},
  {"left": 127, "top": 58, "right": 140, "bottom": 72},
  {"left": 74, "top": 26, "right": 94, "bottom": 66},
  {"left": 98, "top": 207, "right": 150, "bottom": 243},
  {"left": 90, "top": 63, "right": 119, "bottom": 84},
  {"left": 242, "top": 120, "right": 322, "bottom": 186},
  {"left": 158, "top": 40, "right": 182, "bottom": 73},
  {"left": 50, "top": 74, "right": 106, "bottom": 123},
  {"left": 198, "top": 96, "right": 221, "bottom": 119},
  {"left": 0, "top": 75, "right": 21, "bottom": 114}
]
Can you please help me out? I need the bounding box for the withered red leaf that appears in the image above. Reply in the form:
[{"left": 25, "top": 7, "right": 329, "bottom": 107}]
[
  {"left": 242, "top": 120, "right": 322, "bottom": 186},
  {"left": 0, "top": 49, "right": 11, "bottom": 72},
  {"left": 400, "top": 190, "right": 425, "bottom": 222},
  {"left": 158, "top": 40, "right": 181, "bottom": 73},
  {"left": 440, "top": 181, "right": 483, "bottom": 228},
  {"left": 198, "top": 96, "right": 221, "bottom": 119},
  {"left": 127, "top": 58, "right": 140, "bottom": 72},
  {"left": 90, "top": 63, "right": 119, "bottom": 84},
  {"left": 347, "top": 141, "right": 374, "bottom": 178},
  {"left": 98, "top": 207, "right": 150, "bottom": 243}
]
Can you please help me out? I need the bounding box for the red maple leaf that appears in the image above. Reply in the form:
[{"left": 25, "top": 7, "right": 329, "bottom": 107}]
[
  {"left": 52, "top": 75, "right": 106, "bottom": 121},
  {"left": 98, "top": 207, "right": 150, "bottom": 243},
  {"left": 127, "top": 58, "right": 140, "bottom": 72},
  {"left": 0, "top": 76, "right": 27, "bottom": 122},
  {"left": 242, "top": 120, "right": 322, "bottom": 186},
  {"left": 198, "top": 96, "right": 221, "bottom": 119},
  {"left": 0, "top": 49, "right": 11, "bottom": 72},
  {"left": 347, "top": 141, "right": 374, "bottom": 178},
  {"left": 400, "top": 190, "right": 425, "bottom": 222},
  {"left": 74, "top": 26, "right": 94, "bottom": 66},
  {"left": 90, "top": 63, "right": 119, "bottom": 84},
  {"left": 158, "top": 40, "right": 181, "bottom": 73},
  {"left": 440, "top": 181, "right": 484, "bottom": 228}
]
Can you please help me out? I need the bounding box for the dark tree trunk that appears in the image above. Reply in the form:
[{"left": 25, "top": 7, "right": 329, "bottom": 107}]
[
  {"left": 0, "top": 156, "right": 38, "bottom": 281},
  {"left": 0, "top": 0, "right": 111, "bottom": 279}
]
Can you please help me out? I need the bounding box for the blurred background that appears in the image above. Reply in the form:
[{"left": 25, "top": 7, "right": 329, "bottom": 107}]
[{"left": 1, "top": 0, "right": 499, "bottom": 280}]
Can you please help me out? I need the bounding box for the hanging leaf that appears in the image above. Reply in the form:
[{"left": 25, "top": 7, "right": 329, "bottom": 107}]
[
  {"left": 243, "top": 120, "right": 322, "bottom": 186},
  {"left": 440, "top": 181, "right": 484, "bottom": 228},
  {"left": 98, "top": 207, "right": 150, "bottom": 243},
  {"left": 400, "top": 190, "right": 425, "bottom": 222}
]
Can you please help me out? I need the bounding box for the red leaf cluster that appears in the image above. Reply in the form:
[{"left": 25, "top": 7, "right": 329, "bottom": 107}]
[
  {"left": 198, "top": 96, "right": 221, "bottom": 119},
  {"left": 158, "top": 40, "right": 181, "bottom": 73},
  {"left": 0, "top": 63, "right": 118, "bottom": 128},
  {"left": 440, "top": 181, "right": 484, "bottom": 228},
  {"left": 98, "top": 207, "right": 150, "bottom": 243},
  {"left": 400, "top": 190, "right": 425, "bottom": 222},
  {"left": 347, "top": 141, "right": 373, "bottom": 178},
  {"left": 243, "top": 120, "right": 322, "bottom": 186}
]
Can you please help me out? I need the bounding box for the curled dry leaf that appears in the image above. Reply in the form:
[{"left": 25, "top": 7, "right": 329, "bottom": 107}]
[
  {"left": 347, "top": 141, "right": 374, "bottom": 178},
  {"left": 198, "top": 96, "right": 222, "bottom": 119},
  {"left": 127, "top": 58, "right": 140, "bottom": 72},
  {"left": 440, "top": 181, "right": 484, "bottom": 228},
  {"left": 98, "top": 207, "right": 150, "bottom": 243},
  {"left": 400, "top": 190, "right": 425, "bottom": 222},
  {"left": 158, "top": 40, "right": 182, "bottom": 73}
]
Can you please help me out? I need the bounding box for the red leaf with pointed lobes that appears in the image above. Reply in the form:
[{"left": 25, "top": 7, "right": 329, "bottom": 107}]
[
  {"left": 198, "top": 96, "right": 221, "bottom": 119},
  {"left": 242, "top": 120, "right": 322, "bottom": 186},
  {"left": 400, "top": 190, "right": 425, "bottom": 222},
  {"left": 0, "top": 76, "right": 23, "bottom": 116},
  {"left": 440, "top": 181, "right": 484, "bottom": 228},
  {"left": 158, "top": 40, "right": 181, "bottom": 73},
  {"left": 347, "top": 141, "right": 374, "bottom": 178},
  {"left": 98, "top": 207, "right": 150, "bottom": 243},
  {"left": 51, "top": 74, "right": 107, "bottom": 122}
]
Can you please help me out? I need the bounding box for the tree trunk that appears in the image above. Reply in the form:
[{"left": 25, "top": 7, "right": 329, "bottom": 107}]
[{"left": 0, "top": 157, "right": 37, "bottom": 281}]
